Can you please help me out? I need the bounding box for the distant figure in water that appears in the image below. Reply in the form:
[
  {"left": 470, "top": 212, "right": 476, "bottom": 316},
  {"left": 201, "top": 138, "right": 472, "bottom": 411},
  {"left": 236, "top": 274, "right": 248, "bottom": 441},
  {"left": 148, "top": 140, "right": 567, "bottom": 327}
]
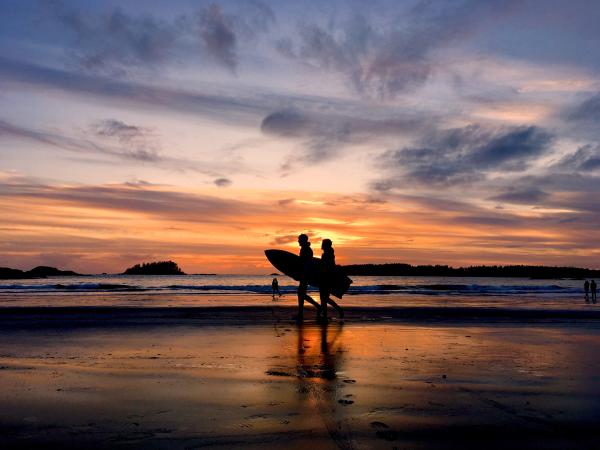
[
  {"left": 592, "top": 280, "right": 597, "bottom": 304},
  {"left": 271, "top": 277, "right": 281, "bottom": 299},
  {"left": 584, "top": 280, "right": 590, "bottom": 302},
  {"left": 296, "top": 234, "right": 322, "bottom": 320},
  {"left": 319, "top": 239, "right": 344, "bottom": 322}
]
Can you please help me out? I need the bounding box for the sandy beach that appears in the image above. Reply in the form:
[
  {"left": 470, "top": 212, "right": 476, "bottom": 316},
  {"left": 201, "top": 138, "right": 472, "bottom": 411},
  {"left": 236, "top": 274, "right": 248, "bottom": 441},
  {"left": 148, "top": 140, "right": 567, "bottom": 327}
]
[{"left": 1, "top": 306, "right": 599, "bottom": 449}]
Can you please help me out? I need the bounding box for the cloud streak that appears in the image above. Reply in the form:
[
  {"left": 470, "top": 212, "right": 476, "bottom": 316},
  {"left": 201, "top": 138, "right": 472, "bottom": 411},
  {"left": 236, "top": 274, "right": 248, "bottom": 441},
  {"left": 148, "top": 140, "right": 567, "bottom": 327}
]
[
  {"left": 0, "top": 119, "right": 224, "bottom": 175},
  {"left": 374, "top": 124, "right": 553, "bottom": 188}
]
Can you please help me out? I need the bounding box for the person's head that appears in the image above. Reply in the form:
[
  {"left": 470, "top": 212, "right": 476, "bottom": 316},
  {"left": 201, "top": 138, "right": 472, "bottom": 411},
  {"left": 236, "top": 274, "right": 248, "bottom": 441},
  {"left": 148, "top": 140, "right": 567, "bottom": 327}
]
[
  {"left": 298, "top": 234, "right": 309, "bottom": 246},
  {"left": 321, "top": 238, "right": 333, "bottom": 250}
]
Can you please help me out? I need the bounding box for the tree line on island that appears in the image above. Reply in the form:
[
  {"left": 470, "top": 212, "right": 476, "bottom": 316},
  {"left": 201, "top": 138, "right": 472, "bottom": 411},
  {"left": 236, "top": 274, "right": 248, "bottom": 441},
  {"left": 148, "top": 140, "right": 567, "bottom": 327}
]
[{"left": 341, "top": 263, "right": 600, "bottom": 278}]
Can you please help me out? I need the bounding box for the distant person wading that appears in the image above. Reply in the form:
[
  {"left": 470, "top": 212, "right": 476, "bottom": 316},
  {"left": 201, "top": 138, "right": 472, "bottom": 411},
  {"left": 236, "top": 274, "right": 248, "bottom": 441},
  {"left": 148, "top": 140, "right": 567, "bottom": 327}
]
[
  {"left": 272, "top": 277, "right": 281, "bottom": 299},
  {"left": 584, "top": 280, "right": 590, "bottom": 302}
]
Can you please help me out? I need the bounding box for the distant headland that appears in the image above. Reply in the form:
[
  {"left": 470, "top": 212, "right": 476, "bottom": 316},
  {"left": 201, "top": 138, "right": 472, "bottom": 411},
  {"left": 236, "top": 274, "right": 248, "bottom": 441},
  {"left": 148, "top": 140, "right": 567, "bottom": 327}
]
[
  {"left": 0, "top": 266, "right": 82, "bottom": 279},
  {"left": 122, "top": 261, "right": 185, "bottom": 275},
  {"left": 341, "top": 263, "right": 600, "bottom": 278}
]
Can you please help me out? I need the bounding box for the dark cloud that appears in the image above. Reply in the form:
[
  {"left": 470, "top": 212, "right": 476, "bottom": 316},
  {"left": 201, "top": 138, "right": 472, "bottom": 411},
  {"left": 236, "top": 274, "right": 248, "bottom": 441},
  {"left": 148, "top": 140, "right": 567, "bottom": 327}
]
[
  {"left": 562, "top": 93, "right": 600, "bottom": 142},
  {"left": 278, "top": 198, "right": 295, "bottom": 207},
  {"left": 553, "top": 144, "right": 600, "bottom": 173},
  {"left": 50, "top": 1, "right": 181, "bottom": 74},
  {"left": 374, "top": 125, "right": 553, "bottom": 188},
  {"left": 261, "top": 108, "right": 426, "bottom": 139},
  {"left": 277, "top": 1, "right": 519, "bottom": 99},
  {"left": 197, "top": 0, "right": 275, "bottom": 71},
  {"left": 213, "top": 177, "right": 232, "bottom": 187},
  {"left": 261, "top": 107, "right": 431, "bottom": 169},
  {"left": 488, "top": 187, "right": 550, "bottom": 204},
  {"left": 567, "top": 92, "right": 600, "bottom": 122},
  {"left": 516, "top": 172, "right": 600, "bottom": 195},
  {"left": 198, "top": 4, "right": 238, "bottom": 72},
  {"left": 261, "top": 109, "right": 310, "bottom": 137},
  {"left": 280, "top": 14, "right": 431, "bottom": 98},
  {"left": 93, "top": 119, "right": 148, "bottom": 141},
  {"left": 261, "top": 109, "right": 349, "bottom": 166},
  {"left": 91, "top": 119, "right": 159, "bottom": 162},
  {"left": 37, "top": 1, "right": 275, "bottom": 75}
]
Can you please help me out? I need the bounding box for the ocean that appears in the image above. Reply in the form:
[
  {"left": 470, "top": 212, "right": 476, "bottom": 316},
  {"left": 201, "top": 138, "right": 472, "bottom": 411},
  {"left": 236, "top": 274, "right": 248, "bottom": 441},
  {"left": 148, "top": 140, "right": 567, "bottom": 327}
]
[{"left": 0, "top": 274, "right": 592, "bottom": 310}]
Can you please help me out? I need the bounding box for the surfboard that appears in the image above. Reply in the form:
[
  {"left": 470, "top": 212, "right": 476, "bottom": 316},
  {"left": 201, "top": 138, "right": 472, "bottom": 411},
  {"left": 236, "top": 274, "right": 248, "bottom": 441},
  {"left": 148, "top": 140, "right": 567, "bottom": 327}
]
[{"left": 264, "top": 249, "right": 353, "bottom": 299}]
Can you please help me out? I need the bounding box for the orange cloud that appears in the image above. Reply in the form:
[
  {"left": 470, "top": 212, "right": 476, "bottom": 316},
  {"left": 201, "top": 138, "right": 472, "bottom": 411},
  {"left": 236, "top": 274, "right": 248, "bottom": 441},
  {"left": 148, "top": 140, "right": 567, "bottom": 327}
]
[{"left": 1, "top": 176, "right": 599, "bottom": 273}]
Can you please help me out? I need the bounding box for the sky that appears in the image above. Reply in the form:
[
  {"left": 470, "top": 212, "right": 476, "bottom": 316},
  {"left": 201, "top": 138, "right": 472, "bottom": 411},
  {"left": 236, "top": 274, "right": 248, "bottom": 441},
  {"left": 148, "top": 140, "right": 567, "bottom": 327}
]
[{"left": 1, "top": 0, "right": 600, "bottom": 274}]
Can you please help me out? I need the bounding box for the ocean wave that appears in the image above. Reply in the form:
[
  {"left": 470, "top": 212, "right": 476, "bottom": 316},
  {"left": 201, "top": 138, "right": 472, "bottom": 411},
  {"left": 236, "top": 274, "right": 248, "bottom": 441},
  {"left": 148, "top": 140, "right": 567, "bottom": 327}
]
[
  {"left": 350, "top": 284, "right": 576, "bottom": 295},
  {"left": 0, "top": 282, "right": 580, "bottom": 296},
  {"left": 0, "top": 283, "right": 144, "bottom": 292}
]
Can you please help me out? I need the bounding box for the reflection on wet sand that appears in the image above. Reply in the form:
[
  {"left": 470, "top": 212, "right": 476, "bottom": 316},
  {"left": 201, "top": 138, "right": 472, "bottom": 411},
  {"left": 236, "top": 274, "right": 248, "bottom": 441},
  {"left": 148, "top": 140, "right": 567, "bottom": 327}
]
[
  {"left": 1, "top": 320, "right": 600, "bottom": 448},
  {"left": 293, "top": 322, "right": 359, "bottom": 449}
]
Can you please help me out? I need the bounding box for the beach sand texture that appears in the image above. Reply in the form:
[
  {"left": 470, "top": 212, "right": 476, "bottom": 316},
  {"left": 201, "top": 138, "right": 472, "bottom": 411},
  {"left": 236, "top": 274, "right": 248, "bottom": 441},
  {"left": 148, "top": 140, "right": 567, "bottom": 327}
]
[{"left": 1, "top": 307, "right": 599, "bottom": 449}]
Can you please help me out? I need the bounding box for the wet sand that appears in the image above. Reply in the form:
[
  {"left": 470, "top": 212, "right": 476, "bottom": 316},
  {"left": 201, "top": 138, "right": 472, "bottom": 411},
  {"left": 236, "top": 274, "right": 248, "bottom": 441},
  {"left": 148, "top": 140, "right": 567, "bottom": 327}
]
[{"left": 1, "top": 306, "right": 599, "bottom": 449}]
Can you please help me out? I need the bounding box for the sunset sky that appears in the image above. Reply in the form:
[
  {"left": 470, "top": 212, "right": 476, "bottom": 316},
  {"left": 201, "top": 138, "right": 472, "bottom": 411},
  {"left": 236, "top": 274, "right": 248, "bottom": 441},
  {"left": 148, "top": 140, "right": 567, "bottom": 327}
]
[{"left": 1, "top": 0, "right": 600, "bottom": 273}]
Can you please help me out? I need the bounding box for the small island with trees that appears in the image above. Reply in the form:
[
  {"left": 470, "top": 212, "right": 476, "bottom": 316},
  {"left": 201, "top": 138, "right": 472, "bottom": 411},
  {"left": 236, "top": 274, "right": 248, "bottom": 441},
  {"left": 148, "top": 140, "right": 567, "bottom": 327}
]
[{"left": 122, "top": 261, "right": 185, "bottom": 275}]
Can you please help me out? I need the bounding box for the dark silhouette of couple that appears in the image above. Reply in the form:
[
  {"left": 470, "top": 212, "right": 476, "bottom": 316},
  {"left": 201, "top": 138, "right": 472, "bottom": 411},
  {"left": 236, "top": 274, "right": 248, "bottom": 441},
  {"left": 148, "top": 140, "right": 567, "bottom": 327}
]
[{"left": 296, "top": 233, "right": 343, "bottom": 322}]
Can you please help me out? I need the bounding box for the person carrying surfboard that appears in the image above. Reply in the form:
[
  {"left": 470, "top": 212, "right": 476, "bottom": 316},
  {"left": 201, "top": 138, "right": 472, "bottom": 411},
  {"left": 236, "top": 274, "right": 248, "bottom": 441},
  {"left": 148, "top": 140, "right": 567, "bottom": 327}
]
[
  {"left": 296, "top": 234, "right": 322, "bottom": 320},
  {"left": 319, "top": 239, "right": 344, "bottom": 321}
]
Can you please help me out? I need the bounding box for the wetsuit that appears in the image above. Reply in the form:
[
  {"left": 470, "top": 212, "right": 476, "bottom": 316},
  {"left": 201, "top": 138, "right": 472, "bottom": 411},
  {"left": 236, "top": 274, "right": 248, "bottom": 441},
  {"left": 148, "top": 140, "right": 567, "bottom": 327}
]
[
  {"left": 320, "top": 248, "right": 343, "bottom": 319},
  {"left": 297, "top": 243, "right": 320, "bottom": 318}
]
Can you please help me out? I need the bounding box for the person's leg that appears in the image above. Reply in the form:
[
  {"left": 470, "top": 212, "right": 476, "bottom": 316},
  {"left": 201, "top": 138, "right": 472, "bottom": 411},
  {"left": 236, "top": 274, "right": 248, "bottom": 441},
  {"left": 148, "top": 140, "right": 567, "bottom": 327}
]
[
  {"left": 297, "top": 282, "right": 307, "bottom": 320},
  {"left": 304, "top": 294, "right": 321, "bottom": 312},
  {"left": 327, "top": 297, "right": 344, "bottom": 319},
  {"left": 319, "top": 285, "right": 330, "bottom": 322}
]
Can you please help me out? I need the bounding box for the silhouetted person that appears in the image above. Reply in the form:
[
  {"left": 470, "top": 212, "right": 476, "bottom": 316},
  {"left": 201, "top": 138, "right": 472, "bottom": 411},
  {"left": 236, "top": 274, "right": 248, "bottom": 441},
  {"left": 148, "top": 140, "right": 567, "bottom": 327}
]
[
  {"left": 296, "top": 234, "right": 321, "bottom": 320},
  {"left": 592, "top": 280, "right": 597, "bottom": 303},
  {"left": 319, "top": 239, "right": 344, "bottom": 322},
  {"left": 272, "top": 277, "right": 281, "bottom": 299},
  {"left": 584, "top": 280, "right": 590, "bottom": 302}
]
